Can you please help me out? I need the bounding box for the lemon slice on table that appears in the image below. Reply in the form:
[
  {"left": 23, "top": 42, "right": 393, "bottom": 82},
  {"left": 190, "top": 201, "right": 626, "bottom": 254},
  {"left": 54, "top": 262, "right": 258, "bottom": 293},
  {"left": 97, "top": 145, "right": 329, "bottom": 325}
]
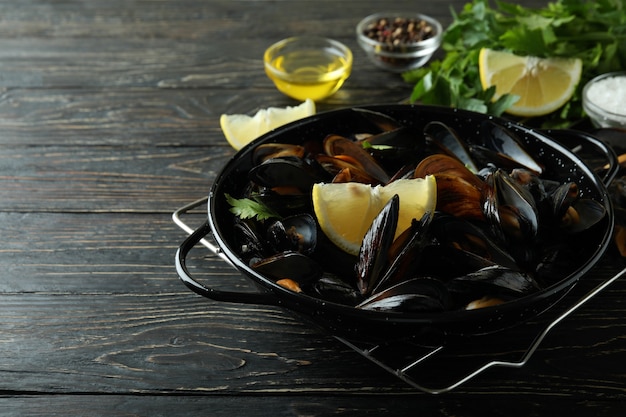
[
  {"left": 478, "top": 48, "right": 582, "bottom": 117},
  {"left": 312, "top": 176, "right": 437, "bottom": 256},
  {"left": 219, "top": 99, "right": 316, "bottom": 150}
]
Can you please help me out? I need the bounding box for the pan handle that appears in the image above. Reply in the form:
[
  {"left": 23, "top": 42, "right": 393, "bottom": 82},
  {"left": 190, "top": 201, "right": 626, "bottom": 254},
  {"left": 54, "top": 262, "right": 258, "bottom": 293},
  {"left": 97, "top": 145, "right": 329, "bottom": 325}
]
[
  {"left": 543, "top": 128, "right": 619, "bottom": 187},
  {"left": 175, "top": 220, "right": 280, "bottom": 306}
]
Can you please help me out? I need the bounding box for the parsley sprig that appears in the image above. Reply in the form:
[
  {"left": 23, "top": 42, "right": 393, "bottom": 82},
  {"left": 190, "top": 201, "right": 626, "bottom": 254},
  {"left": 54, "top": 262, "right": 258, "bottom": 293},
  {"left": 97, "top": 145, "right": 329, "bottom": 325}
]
[
  {"left": 403, "top": 0, "right": 626, "bottom": 127},
  {"left": 225, "top": 193, "right": 281, "bottom": 221}
]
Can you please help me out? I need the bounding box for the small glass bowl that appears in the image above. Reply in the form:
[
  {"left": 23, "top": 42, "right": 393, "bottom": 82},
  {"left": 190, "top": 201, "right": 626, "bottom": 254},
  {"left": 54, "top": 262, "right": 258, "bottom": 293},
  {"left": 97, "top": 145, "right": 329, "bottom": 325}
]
[
  {"left": 263, "top": 36, "right": 353, "bottom": 102},
  {"left": 356, "top": 12, "right": 442, "bottom": 72},
  {"left": 582, "top": 71, "right": 626, "bottom": 129}
]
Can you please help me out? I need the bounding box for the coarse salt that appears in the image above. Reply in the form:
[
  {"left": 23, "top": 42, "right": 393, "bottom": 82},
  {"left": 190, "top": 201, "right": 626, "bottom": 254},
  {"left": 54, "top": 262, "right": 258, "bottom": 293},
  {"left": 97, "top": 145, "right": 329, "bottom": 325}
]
[{"left": 586, "top": 75, "right": 626, "bottom": 116}]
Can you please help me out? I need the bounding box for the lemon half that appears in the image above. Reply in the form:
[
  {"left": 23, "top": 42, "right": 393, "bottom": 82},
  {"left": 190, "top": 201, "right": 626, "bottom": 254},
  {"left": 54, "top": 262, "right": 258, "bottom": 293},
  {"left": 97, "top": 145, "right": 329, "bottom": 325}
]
[
  {"left": 479, "top": 48, "right": 582, "bottom": 117},
  {"left": 219, "top": 99, "right": 316, "bottom": 150},
  {"left": 312, "top": 177, "right": 437, "bottom": 255}
]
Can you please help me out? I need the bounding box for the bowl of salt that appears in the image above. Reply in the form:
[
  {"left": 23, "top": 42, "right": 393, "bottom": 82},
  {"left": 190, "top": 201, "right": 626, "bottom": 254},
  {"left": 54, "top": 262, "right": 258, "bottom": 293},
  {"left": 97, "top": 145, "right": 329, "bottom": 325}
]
[{"left": 583, "top": 71, "right": 626, "bottom": 129}]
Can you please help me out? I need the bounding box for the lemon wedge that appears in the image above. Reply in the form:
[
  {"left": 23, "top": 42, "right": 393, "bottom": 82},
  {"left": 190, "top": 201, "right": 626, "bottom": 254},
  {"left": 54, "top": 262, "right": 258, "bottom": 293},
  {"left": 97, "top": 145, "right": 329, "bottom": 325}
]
[
  {"left": 219, "top": 99, "right": 316, "bottom": 150},
  {"left": 478, "top": 48, "right": 582, "bottom": 117},
  {"left": 312, "top": 176, "right": 437, "bottom": 255}
]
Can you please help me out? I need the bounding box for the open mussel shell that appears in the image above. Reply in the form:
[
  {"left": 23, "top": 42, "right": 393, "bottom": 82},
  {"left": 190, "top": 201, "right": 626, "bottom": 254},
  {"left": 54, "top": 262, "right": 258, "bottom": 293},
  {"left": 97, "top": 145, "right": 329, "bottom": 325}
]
[
  {"left": 447, "top": 265, "right": 541, "bottom": 309},
  {"left": 483, "top": 169, "right": 539, "bottom": 243},
  {"left": 559, "top": 198, "right": 607, "bottom": 234},
  {"left": 248, "top": 156, "right": 329, "bottom": 191},
  {"left": 266, "top": 213, "right": 317, "bottom": 255},
  {"left": 427, "top": 214, "right": 519, "bottom": 272},
  {"left": 252, "top": 251, "right": 322, "bottom": 286},
  {"left": 323, "top": 134, "right": 391, "bottom": 184},
  {"left": 305, "top": 273, "right": 361, "bottom": 305},
  {"left": 356, "top": 194, "right": 399, "bottom": 296},
  {"left": 424, "top": 121, "right": 479, "bottom": 173},
  {"left": 357, "top": 277, "right": 449, "bottom": 313},
  {"left": 473, "top": 120, "right": 544, "bottom": 174},
  {"left": 252, "top": 143, "right": 306, "bottom": 165}
]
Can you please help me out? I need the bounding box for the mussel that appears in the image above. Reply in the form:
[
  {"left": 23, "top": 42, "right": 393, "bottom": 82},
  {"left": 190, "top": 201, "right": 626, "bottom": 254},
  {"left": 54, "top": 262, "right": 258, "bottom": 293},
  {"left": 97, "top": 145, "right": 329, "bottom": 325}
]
[
  {"left": 323, "top": 134, "right": 391, "bottom": 184},
  {"left": 424, "top": 121, "right": 479, "bottom": 173},
  {"left": 357, "top": 277, "right": 449, "bottom": 313},
  {"left": 248, "top": 156, "right": 329, "bottom": 191},
  {"left": 356, "top": 194, "right": 400, "bottom": 296},
  {"left": 266, "top": 213, "right": 317, "bottom": 255},
  {"left": 447, "top": 265, "right": 541, "bottom": 309},
  {"left": 252, "top": 251, "right": 322, "bottom": 287},
  {"left": 472, "top": 120, "right": 544, "bottom": 174},
  {"left": 482, "top": 169, "right": 539, "bottom": 244}
]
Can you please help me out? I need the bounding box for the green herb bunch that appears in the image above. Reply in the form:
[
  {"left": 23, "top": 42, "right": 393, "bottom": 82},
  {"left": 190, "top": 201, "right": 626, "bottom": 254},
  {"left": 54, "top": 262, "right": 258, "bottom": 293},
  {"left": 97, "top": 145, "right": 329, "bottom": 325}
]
[{"left": 402, "top": 0, "right": 626, "bottom": 127}]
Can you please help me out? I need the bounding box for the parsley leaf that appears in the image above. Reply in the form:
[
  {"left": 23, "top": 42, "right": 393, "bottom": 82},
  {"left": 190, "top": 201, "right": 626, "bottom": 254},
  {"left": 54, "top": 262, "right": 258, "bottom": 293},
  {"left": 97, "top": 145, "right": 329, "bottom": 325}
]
[{"left": 225, "top": 193, "right": 281, "bottom": 221}]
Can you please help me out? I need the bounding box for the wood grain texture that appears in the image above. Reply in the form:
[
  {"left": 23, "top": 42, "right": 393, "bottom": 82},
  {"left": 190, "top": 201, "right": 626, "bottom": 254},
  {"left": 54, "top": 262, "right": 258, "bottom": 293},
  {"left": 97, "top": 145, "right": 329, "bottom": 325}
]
[
  {"left": 1, "top": 0, "right": 626, "bottom": 415},
  {"left": 0, "top": 287, "right": 625, "bottom": 396},
  {"left": 0, "top": 88, "right": 409, "bottom": 146}
]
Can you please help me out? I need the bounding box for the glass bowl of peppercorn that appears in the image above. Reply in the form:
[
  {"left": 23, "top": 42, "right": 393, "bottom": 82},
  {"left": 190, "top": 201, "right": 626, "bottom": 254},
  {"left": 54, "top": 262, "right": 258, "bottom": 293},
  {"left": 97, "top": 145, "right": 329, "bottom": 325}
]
[{"left": 356, "top": 12, "right": 442, "bottom": 72}]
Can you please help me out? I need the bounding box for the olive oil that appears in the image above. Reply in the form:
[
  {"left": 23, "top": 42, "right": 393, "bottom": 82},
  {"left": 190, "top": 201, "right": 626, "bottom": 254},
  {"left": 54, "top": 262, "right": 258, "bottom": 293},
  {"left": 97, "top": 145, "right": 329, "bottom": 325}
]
[{"left": 265, "top": 49, "right": 351, "bottom": 101}]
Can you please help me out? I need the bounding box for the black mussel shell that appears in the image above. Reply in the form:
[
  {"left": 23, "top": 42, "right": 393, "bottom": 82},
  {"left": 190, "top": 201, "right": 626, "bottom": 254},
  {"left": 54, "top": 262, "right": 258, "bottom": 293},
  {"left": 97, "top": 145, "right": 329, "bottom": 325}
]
[
  {"left": 248, "top": 156, "right": 329, "bottom": 191},
  {"left": 233, "top": 218, "right": 268, "bottom": 264},
  {"left": 252, "top": 143, "right": 306, "bottom": 165},
  {"left": 357, "top": 277, "right": 449, "bottom": 313},
  {"left": 447, "top": 265, "right": 541, "bottom": 308},
  {"left": 373, "top": 211, "right": 433, "bottom": 294},
  {"left": 428, "top": 214, "right": 519, "bottom": 271},
  {"left": 305, "top": 274, "right": 362, "bottom": 305},
  {"left": 252, "top": 251, "right": 322, "bottom": 285},
  {"left": 356, "top": 195, "right": 399, "bottom": 296},
  {"left": 266, "top": 213, "right": 317, "bottom": 255},
  {"left": 559, "top": 198, "right": 607, "bottom": 234},
  {"left": 476, "top": 120, "right": 543, "bottom": 174},
  {"left": 424, "top": 121, "right": 479, "bottom": 173},
  {"left": 483, "top": 169, "right": 539, "bottom": 243}
]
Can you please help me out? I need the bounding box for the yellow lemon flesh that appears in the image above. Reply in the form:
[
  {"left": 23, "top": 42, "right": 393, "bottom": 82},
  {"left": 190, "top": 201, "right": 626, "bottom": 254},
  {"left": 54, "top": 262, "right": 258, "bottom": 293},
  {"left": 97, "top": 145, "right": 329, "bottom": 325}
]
[
  {"left": 219, "top": 99, "right": 315, "bottom": 150},
  {"left": 479, "top": 48, "right": 582, "bottom": 117},
  {"left": 312, "top": 176, "right": 437, "bottom": 256}
]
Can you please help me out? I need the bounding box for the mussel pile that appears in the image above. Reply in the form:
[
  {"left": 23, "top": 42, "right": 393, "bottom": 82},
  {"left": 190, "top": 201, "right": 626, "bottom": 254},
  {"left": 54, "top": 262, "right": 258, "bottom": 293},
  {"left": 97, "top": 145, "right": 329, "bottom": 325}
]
[{"left": 228, "top": 109, "right": 607, "bottom": 314}]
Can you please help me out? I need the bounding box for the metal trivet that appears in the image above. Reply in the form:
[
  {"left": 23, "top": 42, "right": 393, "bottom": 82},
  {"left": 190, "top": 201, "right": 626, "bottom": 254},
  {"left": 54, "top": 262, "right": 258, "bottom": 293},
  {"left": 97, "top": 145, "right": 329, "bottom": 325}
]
[{"left": 173, "top": 197, "right": 625, "bottom": 394}]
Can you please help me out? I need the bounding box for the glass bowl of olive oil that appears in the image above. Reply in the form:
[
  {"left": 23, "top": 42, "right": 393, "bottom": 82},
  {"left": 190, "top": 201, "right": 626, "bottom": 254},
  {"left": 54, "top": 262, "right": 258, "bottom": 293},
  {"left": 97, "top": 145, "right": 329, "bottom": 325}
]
[{"left": 264, "top": 36, "right": 353, "bottom": 101}]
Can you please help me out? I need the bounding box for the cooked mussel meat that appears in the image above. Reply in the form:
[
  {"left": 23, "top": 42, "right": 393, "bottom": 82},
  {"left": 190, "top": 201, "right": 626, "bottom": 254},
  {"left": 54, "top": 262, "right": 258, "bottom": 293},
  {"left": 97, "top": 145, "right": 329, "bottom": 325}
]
[
  {"left": 323, "top": 134, "right": 391, "bottom": 184},
  {"left": 266, "top": 213, "right": 317, "bottom": 255}
]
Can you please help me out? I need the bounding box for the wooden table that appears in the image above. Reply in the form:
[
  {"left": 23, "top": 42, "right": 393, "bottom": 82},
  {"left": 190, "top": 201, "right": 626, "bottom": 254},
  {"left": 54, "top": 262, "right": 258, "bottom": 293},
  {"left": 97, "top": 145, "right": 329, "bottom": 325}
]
[{"left": 2, "top": 0, "right": 625, "bottom": 415}]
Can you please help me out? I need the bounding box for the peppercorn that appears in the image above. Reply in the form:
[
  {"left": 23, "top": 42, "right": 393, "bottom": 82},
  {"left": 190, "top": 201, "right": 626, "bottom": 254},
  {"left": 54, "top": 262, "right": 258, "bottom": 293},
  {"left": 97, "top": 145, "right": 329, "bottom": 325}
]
[{"left": 363, "top": 16, "right": 434, "bottom": 48}]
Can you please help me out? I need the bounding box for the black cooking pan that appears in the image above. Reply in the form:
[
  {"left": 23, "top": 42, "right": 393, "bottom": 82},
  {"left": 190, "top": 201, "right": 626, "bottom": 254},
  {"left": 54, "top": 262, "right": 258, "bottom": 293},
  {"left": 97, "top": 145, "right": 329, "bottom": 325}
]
[{"left": 176, "top": 104, "right": 618, "bottom": 344}]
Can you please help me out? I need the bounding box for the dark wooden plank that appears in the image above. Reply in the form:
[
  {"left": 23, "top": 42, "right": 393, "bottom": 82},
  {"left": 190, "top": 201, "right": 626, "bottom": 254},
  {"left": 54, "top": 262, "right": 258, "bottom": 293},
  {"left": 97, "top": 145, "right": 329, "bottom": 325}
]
[
  {"left": 0, "top": 212, "right": 232, "bottom": 293},
  {"left": 0, "top": 146, "right": 219, "bottom": 211},
  {"left": 0, "top": 1, "right": 469, "bottom": 41},
  {"left": 0, "top": 88, "right": 409, "bottom": 146},
  {"left": 0, "top": 0, "right": 474, "bottom": 89},
  {"left": 0, "top": 395, "right": 622, "bottom": 417},
  {"left": 0, "top": 289, "right": 625, "bottom": 397},
  {"left": 0, "top": 37, "right": 417, "bottom": 90}
]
